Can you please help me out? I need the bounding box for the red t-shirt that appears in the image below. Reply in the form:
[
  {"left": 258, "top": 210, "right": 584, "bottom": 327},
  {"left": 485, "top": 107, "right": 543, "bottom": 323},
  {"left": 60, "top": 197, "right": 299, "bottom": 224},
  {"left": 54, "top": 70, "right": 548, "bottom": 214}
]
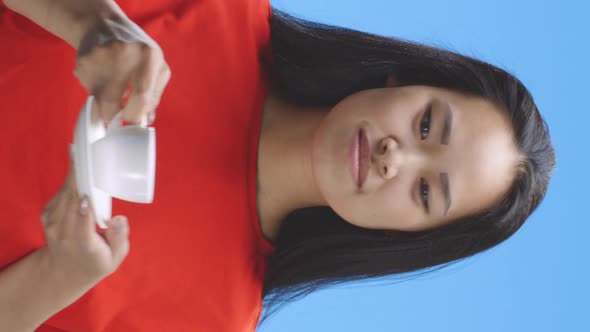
[{"left": 0, "top": 0, "right": 276, "bottom": 331}]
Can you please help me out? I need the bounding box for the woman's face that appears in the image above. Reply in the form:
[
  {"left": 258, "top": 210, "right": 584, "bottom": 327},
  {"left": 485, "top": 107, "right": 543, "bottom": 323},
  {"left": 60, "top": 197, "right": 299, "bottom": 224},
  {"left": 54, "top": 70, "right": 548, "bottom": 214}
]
[{"left": 310, "top": 85, "right": 519, "bottom": 231}]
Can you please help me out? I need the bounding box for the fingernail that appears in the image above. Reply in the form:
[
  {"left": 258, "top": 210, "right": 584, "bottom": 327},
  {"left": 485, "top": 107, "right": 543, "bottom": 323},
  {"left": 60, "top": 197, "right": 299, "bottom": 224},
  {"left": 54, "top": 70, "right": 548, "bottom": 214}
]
[{"left": 80, "top": 196, "right": 89, "bottom": 216}]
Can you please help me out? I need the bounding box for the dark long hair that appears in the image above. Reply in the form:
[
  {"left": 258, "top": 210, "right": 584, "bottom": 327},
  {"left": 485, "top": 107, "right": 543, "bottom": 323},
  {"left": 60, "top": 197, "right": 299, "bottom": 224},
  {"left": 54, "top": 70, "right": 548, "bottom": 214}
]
[{"left": 258, "top": 8, "right": 555, "bottom": 326}]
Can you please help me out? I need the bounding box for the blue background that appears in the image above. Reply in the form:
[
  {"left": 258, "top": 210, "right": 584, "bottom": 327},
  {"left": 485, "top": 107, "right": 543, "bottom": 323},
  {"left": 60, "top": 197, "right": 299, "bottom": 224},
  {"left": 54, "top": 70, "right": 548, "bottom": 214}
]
[{"left": 259, "top": 0, "right": 589, "bottom": 331}]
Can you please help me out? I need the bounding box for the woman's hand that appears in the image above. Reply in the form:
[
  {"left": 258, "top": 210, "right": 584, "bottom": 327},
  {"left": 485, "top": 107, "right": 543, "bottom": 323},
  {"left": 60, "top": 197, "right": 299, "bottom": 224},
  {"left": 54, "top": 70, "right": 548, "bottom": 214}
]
[
  {"left": 5, "top": 0, "right": 171, "bottom": 125},
  {"left": 74, "top": 12, "right": 171, "bottom": 126},
  {"left": 40, "top": 149, "right": 130, "bottom": 289}
]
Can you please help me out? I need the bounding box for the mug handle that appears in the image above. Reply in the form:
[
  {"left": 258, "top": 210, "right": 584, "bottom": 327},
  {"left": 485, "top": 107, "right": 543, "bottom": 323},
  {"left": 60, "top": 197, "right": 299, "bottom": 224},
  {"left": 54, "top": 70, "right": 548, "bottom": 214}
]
[{"left": 106, "top": 111, "right": 149, "bottom": 134}]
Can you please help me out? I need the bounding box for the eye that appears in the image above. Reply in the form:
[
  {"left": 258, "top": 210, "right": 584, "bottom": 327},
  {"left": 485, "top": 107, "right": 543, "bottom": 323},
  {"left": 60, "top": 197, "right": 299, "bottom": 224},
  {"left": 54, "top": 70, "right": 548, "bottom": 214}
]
[
  {"left": 420, "top": 177, "right": 430, "bottom": 213},
  {"left": 420, "top": 104, "right": 432, "bottom": 140}
]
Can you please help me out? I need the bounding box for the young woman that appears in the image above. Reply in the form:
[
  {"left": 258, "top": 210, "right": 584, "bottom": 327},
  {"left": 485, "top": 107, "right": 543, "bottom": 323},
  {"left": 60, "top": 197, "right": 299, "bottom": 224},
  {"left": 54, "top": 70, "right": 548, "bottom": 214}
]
[{"left": 0, "top": 0, "right": 555, "bottom": 331}]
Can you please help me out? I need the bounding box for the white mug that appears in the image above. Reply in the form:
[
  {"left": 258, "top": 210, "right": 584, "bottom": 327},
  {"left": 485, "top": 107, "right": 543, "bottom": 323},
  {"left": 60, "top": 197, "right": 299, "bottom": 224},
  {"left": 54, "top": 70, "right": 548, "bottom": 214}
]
[{"left": 91, "top": 111, "right": 156, "bottom": 203}]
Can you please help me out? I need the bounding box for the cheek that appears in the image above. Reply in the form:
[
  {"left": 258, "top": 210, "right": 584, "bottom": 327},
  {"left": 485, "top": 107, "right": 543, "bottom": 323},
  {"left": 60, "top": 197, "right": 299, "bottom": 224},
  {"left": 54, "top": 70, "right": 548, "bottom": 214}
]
[
  {"left": 376, "top": 184, "right": 420, "bottom": 227},
  {"left": 344, "top": 181, "right": 422, "bottom": 230}
]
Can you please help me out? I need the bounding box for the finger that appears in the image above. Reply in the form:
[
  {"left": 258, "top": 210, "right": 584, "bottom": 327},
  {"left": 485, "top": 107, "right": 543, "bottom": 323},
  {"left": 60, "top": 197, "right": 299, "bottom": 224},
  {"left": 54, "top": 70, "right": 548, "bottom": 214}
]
[
  {"left": 45, "top": 150, "right": 78, "bottom": 230},
  {"left": 95, "top": 78, "right": 129, "bottom": 124},
  {"left": 104, "top": 216, "right": 130, "bottom": 266},
  {"left": 73, "top": 57, "right": 92, "bottom": 92},
  {"left": 58, "top": 193, "right": 85, "bottom": 240},
  {"left": 41, "top": 185, "right": 65, "bottom": 228},
  {"left": 121, "top": 47, "right": 162, "bottom": 124},
  {"left": 41, "top": 202, "right": 58, "bottom": 230},
  {"left": 74, "top": 48, "right": 110, "bottom": 96},
  {"left": 148, "top": 64, "right": 171, "bottom": 125},
  {"left": 93, "top": 42, "right": 140, "bottom": 123},
  {"left": 76, "top": 195, "right": 99, "bottom": 243}
]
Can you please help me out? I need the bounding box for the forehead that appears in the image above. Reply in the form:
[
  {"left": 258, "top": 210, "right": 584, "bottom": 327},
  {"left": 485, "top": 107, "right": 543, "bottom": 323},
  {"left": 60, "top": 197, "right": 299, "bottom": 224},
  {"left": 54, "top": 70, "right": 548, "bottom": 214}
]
[{"left": 431, "top": 87, "right": 519, "bottom": 222}]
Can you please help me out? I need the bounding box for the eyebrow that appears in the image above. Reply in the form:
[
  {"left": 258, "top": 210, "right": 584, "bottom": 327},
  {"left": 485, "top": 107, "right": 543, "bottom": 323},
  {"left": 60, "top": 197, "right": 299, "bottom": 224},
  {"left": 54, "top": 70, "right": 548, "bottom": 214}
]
[
  {"left": 440, "top": 172, "right": 451, "bottom": 216},
  {"left": 441, "top": 103, "right": 453, "bottom": 145}
]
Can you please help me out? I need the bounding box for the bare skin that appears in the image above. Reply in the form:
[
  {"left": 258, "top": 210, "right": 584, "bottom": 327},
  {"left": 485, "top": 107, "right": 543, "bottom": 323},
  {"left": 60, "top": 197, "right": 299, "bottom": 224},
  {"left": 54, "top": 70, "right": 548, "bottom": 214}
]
[{"left": 256, "top": 77, "right": 520, "bottom": 242}]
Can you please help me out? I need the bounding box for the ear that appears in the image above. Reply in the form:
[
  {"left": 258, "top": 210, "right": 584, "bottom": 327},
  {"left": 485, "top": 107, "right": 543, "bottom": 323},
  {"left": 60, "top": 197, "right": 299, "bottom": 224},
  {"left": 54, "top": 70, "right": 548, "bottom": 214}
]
[{"left": 385, "top": 73, "right": 398, "bottom": 88}]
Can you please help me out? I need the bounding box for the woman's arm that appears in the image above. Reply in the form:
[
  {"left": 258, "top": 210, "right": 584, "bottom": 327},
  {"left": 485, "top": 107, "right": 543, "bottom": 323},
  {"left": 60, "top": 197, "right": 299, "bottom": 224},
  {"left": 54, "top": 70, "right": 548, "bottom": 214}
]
[
  {"left": 3, "top": 0, "right": 127, "bottom": 50},
  {"left": 0, "top": 247, "right": 96, "bottom": 332},
  {"left": 0, "top": 152, "right": 131, "bottom": 331}
]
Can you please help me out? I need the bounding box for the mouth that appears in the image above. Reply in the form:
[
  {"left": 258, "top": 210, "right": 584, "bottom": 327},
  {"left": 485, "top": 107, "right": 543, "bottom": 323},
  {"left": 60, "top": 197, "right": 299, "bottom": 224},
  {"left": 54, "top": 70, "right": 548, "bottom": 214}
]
[{"left": 350, "top": 127, "right": 370, "bottom": 189}]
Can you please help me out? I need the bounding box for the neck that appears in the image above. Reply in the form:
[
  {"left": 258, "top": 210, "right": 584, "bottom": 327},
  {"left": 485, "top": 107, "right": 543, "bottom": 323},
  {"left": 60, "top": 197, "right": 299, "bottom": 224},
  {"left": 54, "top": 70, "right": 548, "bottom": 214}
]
[{"left": 256, "top": 90, "right": 328, "bottom": 241}]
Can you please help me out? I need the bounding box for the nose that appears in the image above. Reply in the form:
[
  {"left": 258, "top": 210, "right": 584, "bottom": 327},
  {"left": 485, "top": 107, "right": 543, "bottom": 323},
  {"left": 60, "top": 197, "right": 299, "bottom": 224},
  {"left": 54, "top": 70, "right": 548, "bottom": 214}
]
[{"left": 374, "top": 136, "right": 403, "bottom": 179}]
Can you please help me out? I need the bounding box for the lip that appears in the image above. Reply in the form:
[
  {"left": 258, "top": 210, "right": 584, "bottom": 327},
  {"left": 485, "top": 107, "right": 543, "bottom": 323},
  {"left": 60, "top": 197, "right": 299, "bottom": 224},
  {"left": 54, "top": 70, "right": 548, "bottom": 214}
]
[
  {"left": 350, "top": 130, "right": 360, "bottom": 187},
  {"left": 350, "top": 127, "right": 370, "bottom": 189},
  {"left": 358, "top": 128, "right": 370, "bottom": 188}
]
